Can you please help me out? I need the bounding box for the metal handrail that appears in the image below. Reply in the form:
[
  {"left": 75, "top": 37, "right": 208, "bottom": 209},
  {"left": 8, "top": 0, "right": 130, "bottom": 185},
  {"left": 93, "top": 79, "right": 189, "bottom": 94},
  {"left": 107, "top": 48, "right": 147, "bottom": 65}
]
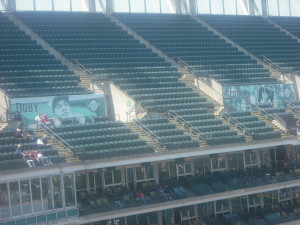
[
  {"left": 133, "top": 119, "right": 161, "bottom": 143},
  {"left": 287, "top": 102, "right": 300, "bottom": 114},
  {"left": 168, "top": 110, "right": 206, "bottom": 141},
  {"left": 221, "top": 111, "right": 252, "bottom": 136},
  {"left": 263, "top": 56, "right": 282, "bottom": 72},
  {"left": 252, "top": 104, "right": 286, "bottom": 128},
  {"left": 39, "top": 124, "right": 72, "bottom": 150}
]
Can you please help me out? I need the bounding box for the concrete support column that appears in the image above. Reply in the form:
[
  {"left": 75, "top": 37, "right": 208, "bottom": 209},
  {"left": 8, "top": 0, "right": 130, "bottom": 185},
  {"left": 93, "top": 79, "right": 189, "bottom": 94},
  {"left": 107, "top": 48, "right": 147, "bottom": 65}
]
[
  {"left": 189, "top": 0, "right": 196, "bottom": 14},
  {"left": 157, "top": 210, "right": 163, "bottom": 225},
  {"left": 261, "top": 0, "right": 268, "bottom": 16},
  {"left": 249, "top": 0, "right": 255, "bottom": 15},
  {"left": 106, "top": 0, "right": 113, "bottom": 13},
  {"left": 175, "top": 0, "right": 182, "bottom": 14},
  {"left": 89, "top": 0, "right": 96, "bottom": 12},
  {"left": 7, "top": 0, "right": 16, "bottom": 12}
]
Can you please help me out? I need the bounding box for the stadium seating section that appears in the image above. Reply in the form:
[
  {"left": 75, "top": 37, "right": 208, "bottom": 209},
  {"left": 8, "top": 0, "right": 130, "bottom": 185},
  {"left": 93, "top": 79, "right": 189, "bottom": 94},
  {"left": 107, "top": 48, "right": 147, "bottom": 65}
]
[
  {"left": 0, "top": 13, "right": 88, "bottom": 98},
  {"left": 200, "top": 15, "right": 300, "bottom": 74},
  {"left": 135, "top": 117, "right": 199, "bottom": 150},
  {"left": 115, "top": 13, "right": 278, "bottom": 86},
  {"left": 52, "top": 117, "right": 154, "bottom": 160},
  {"left": 0, "top": 128, "right": 64, "bottom": 170}
]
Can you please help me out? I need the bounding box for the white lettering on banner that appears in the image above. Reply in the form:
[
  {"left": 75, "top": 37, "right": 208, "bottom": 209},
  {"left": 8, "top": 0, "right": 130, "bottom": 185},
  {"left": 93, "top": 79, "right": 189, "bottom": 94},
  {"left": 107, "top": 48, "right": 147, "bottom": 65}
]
[{"left": 224, "top": 90, "right": 249, "bottom": 99}]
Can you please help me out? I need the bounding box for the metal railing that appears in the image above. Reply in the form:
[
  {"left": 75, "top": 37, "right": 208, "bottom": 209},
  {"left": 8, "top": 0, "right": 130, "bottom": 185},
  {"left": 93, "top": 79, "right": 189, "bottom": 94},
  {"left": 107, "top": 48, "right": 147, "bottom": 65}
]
[
  {"left": 168, "top": 110, "right": 206, "bottom": 141},
  {"left": 221, "top": 111, "right": 252, "bottom": 137},
  {"left": 287, "top": 102, "right": 300, "bottom": 114},
  {"left": 38, "top": 124, "right": 72, "bottom": 151},
  {"left": 133, "top": 119, "right": 161, "bottom": 143},
  {"left": 263, "top": 56, "right": 282, "bottom": 72},
  {"left": 252, "top": 104, "right": 286, "bottom": 129}
]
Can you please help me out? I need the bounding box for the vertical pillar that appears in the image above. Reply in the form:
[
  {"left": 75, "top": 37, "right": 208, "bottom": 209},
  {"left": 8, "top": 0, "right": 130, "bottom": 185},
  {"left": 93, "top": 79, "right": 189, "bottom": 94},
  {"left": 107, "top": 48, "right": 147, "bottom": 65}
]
[
  {"left": 261, "top": 0, "right": 268, "bottom": 16},
  {"left": 106, "top": 0, "right": 113, "bottom": 13},
  {"left": 89, "top": 0, "right": 96, "bottom": 12},
  {"left": 189, "top": 0, "right": 196, "bottom": 14},
  {"left": 153, "top": 163, "right": 159, "bottom": 185},
  {"left": 249, "top": 0, "right": 255, "bottom": 15},
  {"left": 157, "top": 210, "right": 163, "bottom": 225},
  {"left": 7, "top": 0, "right": 16, "bottom": 12},
  {"left": 175, "top": 0, "right": 182, "bottom": 14}
]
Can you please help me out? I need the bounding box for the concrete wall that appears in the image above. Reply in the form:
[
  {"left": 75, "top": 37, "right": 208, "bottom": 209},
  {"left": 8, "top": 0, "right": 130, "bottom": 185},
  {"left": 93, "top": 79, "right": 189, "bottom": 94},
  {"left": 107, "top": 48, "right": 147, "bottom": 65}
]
[
  {"left": 196, "top": 78, "right": 223, "bottom": 105},
  {"left": 294, "top": 75, "right": 300, "bottom": 101},
  {"left": 109, "top": 83, "right": 136, "bottom": 122},
  {"left": 0, "top": 89, "right": 9, "bottom": 114}
]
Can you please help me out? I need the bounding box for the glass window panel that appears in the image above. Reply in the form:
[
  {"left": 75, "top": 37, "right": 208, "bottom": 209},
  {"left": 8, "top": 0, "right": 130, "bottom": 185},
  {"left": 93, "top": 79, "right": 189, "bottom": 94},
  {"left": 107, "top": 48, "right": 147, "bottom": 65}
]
[
  {"left": 228, "top": 154, "right": 237, "bottom": 170},
  {"left": 203, "top": 157, "right": 211, "bottom": 173},
  {"left": 177, "top": 163, "right": 185, "bottom": 175},
  {"left": 216, "top": 199, "right": 229, "bottom": 212},
  {"left": 71, "top": 0, "right": 89, "bottom": 11},
  {"left": 35, "top": 0, "right": 52, "bottom": 11},
  {"left": 10, "top": 181, "right": 21, "bottom": 216},
  {"left": 130, "top": 0, "right": 145, "bottom": 12},
  {"left": 194, "top": 158, "right": 204, "bottom": 175},
  {"left": 76, "top": 173, "right": 87, "bottom": 190},
  {"left": 136, "top": 167, "right": 145, "bottom": 180},
  {"left": 241, "top": 196, "right": 248, "bottom": 212},
  {"left": 0, "top": 183, "right": 10, "bottom": 218},
  {"left": 197, "top": 203, "right": 207, "bottom": 217},
  {"left": 207, "top": 202, "right": 214, "bottom": 216},
  {"left": 146, "top": 0, "right": 160, "bottom": 12},
  {"left": 95, "top": 170, "right": 102, "bottom": 188},
  {"left": 161, "top": 0, "right": 176, "bottom": 13},
  {"left": 236, "top": 153, "right": 244, "bottom": 169},
  {"left": 249, "top": 194, "right": 260, "bottom": 206},
  {"left": 158, "top": 162, "right": 170, "bottom": 184},
  {"left": 146, "top": 165, "right": 154, "bottom": 179},
  {"left": 42, "top": 177, "right": 52, "bottom": 210},
  {"left": 16, "top": 0, "right": 34, "bottom": 11},
  {"left": 278, "top": 0, "right": 290, "bottom": 16},
  {"left": 290, "top": 0, "right": 300, "bottom": 16},
  {"left": 95, "top": 0, "right": 106, "bottom": 12},
  {"left": 267, "top": 0, "right": 279, "bottom": 15},
  {"left": 53, "top": 175, "right": 62, "bottom": 209},
  {"left": 114, "top": 169, "right": 122, "bottom": 183},
  {"left": 114, "top": 0, "right": 129, "bottom": 12},
  {"left": 211, "top": 0, "right": 224, "bottom": 14},
  {"left": 104, "top": 171, "right": 113, "bottom": 185},
  {"left": 169, "top": 162, "right": 177, "bottom": 178},
  {"left": 64, "top": 174, "right": 75, "bottom": 207},
  {"left": 224, "top": 0, "right": 236, "bottom": 14},
  {"left": 89, "top": 172, "right": 95, "bottom": 190},
  {"left": 254, "top": 0, "right": 262, "bottom": 15},
  {"left": 20, "top": 180, "right": 32, "bottom": 214},
  {"left": 31, "top": 178, "right": 42, "bottom": 212},
  {"left": 197, "top": 0, "right": 210, "bottom": 14},
  {"left": 237, "top": 0, "right": 250, "bottom": 15},
  {"left": 231, "top": 197, "right": 241, "bottom": 213},
  {"left": 54, "top": 0, "right": 71, "bottom": 11}
]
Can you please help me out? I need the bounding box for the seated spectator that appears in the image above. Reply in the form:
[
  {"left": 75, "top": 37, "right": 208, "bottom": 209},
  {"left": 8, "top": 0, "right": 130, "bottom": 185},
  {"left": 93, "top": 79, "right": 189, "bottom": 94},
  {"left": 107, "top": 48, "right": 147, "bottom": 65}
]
[
  {"left": 42, "top": 114, "right": 51, "bottom": 126},
  {"left": 15, "top": 144, "right": 23, "bottom": 154},
  {"left": 137, "top": 190, "right": 144, "bottom": 199},
  {"left": 37, "top": 135, "right": 49, "bottom": 147},
  {"left": 22, "top": 130, "right": 34, "bottom": 141},
  {"left": 22, "top": 151, "right": 35, "bottom": 168},
  {"left": 36, "top": 151, "right": 45, "bottom": 165},
  {"left": 157, "top": 185, "right": 171, "bottom": 201},
  {"left": 14, "top": 128, "right": 23, "bottom": 139},
  {"left": 136, "top": 190, "right": 150, "bottom": 205}
]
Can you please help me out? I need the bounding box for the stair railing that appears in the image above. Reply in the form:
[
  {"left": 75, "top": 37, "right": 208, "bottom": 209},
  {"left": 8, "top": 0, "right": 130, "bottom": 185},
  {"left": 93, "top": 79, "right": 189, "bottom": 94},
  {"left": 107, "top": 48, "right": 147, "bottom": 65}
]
[
  {"left": 252, "top": 104, "right": 287, "bottom": 129},
  {"left": 168, "top": 110, "right": 206, "bottom": 141},
  {"left": 133, "top": 119, "right": 161, "bottom": 144},
  {"left": 221, "top": 112, "right": 253, "bottom": 137},
  {"left": 39, "top": 125, "right": 72, "bottom": 151},
  {"left": 287, "top": 102, "right": 300, "bottom": 115}
]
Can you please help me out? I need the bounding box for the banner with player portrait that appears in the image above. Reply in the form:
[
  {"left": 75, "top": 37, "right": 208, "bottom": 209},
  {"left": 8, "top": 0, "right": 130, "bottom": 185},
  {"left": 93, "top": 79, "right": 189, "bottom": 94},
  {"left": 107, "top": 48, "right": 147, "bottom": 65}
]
[
  {"left": 223, "top": 84, "right": 296, "bottom": 111},
  {"left": 10, "top": 94, "right": 106, "bottom": 128}
]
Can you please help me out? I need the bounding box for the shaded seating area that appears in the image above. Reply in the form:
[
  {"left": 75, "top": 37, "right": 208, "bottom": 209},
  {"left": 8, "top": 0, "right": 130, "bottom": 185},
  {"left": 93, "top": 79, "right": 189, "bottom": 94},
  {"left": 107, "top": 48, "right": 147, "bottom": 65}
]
[
  {"left": 52, "top": 117, "right": 154, "bottom": 160},
  {"left": 135, "top": 117, "right": 199, "bottom": 150},
  {"left": 0, "top": 13, "right": 88, "bottom": 98},
  {"left": 222, "top": 111, "right": 281, "bottom": 141},
  {"left": 271, "top": 16, "right": 300, "bottom": 40},
  {"left": 200, "top": 14, "right": 300, "bottom": 75},
  {"left": 116, "top": 13, "right": 276, "bottom": 86},
  {"left": 0, "top": 128, "right": 64, "bottom": 171}
]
